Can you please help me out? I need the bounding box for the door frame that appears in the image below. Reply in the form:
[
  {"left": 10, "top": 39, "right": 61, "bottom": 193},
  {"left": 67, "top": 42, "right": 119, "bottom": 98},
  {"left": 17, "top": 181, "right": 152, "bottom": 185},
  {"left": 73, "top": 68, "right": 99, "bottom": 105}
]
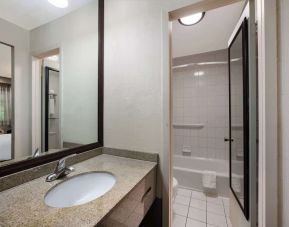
[
  {"left": 256, "top": 0, "right": 278, "bottom": 226},
  {"left": 165, "top": 0, "right": 278, "bottom": 226},
  {"left": 31, "top": 48, "right": 61, "bottom": 154}
]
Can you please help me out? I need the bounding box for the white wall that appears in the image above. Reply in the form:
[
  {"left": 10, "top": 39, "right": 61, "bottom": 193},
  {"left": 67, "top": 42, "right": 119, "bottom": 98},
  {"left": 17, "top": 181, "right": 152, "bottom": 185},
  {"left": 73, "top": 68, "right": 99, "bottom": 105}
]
[
  {"left": 277, "top": 0, "right": 289, "bottom": 226},
  {"left": 0, "top": 18, "right": 31, "bottom": 159},
  {"left": 30, "top": 0, "right": 99, "bottom": 145},
  {"left": 104, "top": 0, "right": 163, "bottom": 153},
  {"left": 104, "top": 0, "right": 205, "bottom": 150}
]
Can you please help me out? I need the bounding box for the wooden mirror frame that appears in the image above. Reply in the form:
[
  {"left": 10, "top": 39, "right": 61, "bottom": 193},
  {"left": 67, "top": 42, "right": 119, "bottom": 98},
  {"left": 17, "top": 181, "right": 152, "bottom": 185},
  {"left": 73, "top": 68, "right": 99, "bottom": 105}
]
[{"left": 0, "top": 0, "right": 104, "bottom": 178}]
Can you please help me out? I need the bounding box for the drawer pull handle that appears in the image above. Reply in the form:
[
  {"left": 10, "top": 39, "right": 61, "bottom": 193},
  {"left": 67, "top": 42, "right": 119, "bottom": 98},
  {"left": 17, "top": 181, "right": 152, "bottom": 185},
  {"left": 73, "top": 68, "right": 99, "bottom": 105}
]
[{"left": 141, "top": 187, "right": 152, "bottom": 202}]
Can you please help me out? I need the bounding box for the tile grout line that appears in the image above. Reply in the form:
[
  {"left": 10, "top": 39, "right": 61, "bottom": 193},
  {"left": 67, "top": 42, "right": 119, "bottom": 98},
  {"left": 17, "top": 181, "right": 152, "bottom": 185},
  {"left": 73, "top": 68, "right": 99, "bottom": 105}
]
[
  {"left": 185, "top": 191, "right": 193, "bottom": 227},
  {"left": 206, "top": 194, "right": 208, "bottom": 227},
  {"left": 207, "top": 196, "right": 229, "bottom": 227},
  {"left": 176, "top": 214, "right": 188, "bottom": 218},
  {"left": 190, "top": 191, "right": 208, "bottom": 224},
  {"left": 222, "top": 198, "right": 229, "bottom": 227},
  {"left": 178, "top": 188, "right": 231, "bottom": 227},
  {"left": 181, "top": 188, "right": 233, "bottom": 227},
  {"left": 174, "top": 189, "right": 190, "bottom": 226},
  {"left": 186, "top": 189, "right": 208, "bottom": 226}
]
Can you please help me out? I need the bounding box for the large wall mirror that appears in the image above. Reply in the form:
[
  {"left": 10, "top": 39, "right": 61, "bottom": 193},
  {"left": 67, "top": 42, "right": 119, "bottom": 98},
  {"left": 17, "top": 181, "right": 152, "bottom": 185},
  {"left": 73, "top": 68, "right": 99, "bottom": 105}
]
[
  {"left": 228, "top": 18, "right": 249, "bottom": 219},
  {"left": 0, "top": 0, "right": 104, "bottom": 177}
]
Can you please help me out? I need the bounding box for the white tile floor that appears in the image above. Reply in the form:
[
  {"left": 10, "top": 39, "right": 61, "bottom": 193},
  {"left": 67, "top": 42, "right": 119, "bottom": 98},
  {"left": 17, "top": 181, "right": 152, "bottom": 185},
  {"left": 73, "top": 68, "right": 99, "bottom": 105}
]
[{"left": 173, "top": 188, "right": 232, "bottom": 227}]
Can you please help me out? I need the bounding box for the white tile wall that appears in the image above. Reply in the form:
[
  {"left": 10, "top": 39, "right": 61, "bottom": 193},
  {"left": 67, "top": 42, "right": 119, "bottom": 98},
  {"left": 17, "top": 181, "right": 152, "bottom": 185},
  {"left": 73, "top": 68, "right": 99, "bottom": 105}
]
[
  {"left": 230, "top": 60, "right": 244, "bottom": 161},
  {"left": 172, "top": 50, "right": 229, "bottom": 160}
]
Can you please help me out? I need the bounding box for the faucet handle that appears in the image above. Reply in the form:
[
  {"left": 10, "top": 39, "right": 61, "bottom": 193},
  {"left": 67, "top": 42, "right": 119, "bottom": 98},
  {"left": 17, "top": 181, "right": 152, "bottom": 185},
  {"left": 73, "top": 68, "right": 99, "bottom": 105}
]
[
  {"left": 55, "top": 154, "right": 76, "bottom": 172},
  {"left": 46, "top": 154, "right": 76, "bottom": 182},
  {"left": 64, "top": 166, "right": 75, "bottom": 175},
  {"left": 32, "top": 148, "right": 40, "bottom": 158}
]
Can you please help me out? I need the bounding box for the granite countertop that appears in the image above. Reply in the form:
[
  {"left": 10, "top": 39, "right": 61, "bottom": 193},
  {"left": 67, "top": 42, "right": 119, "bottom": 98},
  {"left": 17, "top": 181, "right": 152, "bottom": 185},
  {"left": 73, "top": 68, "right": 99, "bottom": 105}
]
[{"left": 0, "top": 154, "right": 157, "bottom": 227}]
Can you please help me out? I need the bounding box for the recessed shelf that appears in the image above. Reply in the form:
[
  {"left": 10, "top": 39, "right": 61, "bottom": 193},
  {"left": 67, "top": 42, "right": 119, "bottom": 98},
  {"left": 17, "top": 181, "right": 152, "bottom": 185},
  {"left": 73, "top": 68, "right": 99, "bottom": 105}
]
[
  {"left": 232, "top": 124, "right": 243, "bottom": 130},
  {"left": 173, "top": 123, "right": 204, "bottom": 129}
]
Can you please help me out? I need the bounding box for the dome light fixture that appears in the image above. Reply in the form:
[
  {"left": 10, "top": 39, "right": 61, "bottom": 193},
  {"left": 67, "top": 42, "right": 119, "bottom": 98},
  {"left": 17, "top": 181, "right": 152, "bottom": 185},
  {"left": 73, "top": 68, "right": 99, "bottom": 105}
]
[
  {"left": 178, "top": 12, "right": 205, "bottom": 26},
  {"left": 47, "top": 55, "right": 59, "bottom": 62},
  {"left": 48, "top": 0, "right": 69, "bottom": 8}
]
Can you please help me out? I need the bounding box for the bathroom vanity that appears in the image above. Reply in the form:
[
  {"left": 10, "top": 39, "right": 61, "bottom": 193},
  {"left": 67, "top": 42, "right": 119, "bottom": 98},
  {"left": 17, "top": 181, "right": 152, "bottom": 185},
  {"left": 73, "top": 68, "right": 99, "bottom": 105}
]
[{"left": 0, "top": 150, "right": 157, "bottom": 227}]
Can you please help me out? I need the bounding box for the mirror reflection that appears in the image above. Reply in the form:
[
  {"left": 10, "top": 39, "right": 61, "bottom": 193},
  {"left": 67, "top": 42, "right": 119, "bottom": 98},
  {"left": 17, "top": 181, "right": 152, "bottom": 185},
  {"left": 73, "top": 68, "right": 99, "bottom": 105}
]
[
  {"left": 0, "top": 0, "right": 99, "bottom": 165},
  {"left": 0, "top": 43, "right": 12, "bottom": 162}
]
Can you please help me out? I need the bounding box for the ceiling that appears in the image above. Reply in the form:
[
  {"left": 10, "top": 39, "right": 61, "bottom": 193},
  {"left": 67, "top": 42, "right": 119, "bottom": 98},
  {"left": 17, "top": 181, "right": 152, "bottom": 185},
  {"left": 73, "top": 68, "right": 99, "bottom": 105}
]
[
  {"left": 0, "top": 0, "right": 94, "bottom": 30},
  {"left": 172, "top": 1, "right": 246, "bottom": 58}
]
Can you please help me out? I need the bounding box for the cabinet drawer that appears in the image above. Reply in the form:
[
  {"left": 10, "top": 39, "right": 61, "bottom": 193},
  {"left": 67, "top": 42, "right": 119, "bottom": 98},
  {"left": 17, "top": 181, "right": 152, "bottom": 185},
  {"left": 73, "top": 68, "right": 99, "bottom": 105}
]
[{"left": 98, "top": 167, "right": 156, "bottom": 227}]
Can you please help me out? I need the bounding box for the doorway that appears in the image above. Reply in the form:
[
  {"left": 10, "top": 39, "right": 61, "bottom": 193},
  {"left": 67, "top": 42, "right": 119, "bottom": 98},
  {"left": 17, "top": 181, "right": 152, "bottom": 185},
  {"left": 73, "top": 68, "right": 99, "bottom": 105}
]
[
  {"left": 44, "top": 66, "right": 61, "bottom": 152},
  {"left": 168, "top": 1, "right": 258, "bottom": 227},
  {"left": 32, "top": 49, "right": 62, "bottom": 155}
]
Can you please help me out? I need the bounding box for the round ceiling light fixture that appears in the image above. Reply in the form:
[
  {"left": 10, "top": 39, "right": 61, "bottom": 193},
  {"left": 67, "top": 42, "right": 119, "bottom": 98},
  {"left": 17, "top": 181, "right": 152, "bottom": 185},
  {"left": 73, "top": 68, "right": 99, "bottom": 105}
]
[
  {"left": 48, "top": 0, "right": 69, "bottom": 8},
  {"left": 178, "top": 12, "right": 205, "bottom": 26}
]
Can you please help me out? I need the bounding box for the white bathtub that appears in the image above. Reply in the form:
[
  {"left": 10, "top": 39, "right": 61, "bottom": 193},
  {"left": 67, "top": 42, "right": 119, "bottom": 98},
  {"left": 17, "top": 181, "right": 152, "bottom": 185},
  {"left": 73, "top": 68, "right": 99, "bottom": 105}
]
[{"left": 173, "top": 155, "right": 230, "bottom": 197}]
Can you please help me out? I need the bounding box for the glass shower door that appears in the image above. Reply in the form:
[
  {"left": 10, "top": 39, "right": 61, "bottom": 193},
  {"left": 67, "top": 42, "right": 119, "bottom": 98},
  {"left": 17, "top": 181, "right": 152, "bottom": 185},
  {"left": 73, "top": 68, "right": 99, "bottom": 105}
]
[
  {"left": 228, "top": 18, "right": 250, "bottom": 219},
  {"left": 44, "top": 67, "right": 61, "bottom": 152}
]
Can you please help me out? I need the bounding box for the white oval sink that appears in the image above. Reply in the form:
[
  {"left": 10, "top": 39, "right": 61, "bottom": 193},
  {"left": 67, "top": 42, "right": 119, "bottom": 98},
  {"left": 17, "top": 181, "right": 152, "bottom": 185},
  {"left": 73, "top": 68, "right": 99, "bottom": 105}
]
[{"left": 45, "top": 172, "right": 116, "bottom": 208}]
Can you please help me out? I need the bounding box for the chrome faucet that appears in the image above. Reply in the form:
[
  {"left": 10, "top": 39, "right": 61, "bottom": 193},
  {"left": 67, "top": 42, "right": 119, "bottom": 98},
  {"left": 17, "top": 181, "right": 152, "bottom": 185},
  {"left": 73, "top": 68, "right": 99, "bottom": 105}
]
[
  {"left": 46, "top": 154, "right": 76, "bottom": 182},
  {"left": 32, "top": 148, "right": 41, "bottom": 158},
  {"left": 27, "top": 148, "right": 41, "bottom": 160}
]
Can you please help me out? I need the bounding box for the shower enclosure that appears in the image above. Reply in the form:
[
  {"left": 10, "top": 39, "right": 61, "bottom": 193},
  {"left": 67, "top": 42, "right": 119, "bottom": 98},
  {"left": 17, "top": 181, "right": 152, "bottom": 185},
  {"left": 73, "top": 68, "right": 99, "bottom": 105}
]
[
  {"left": 44, "top": 66, "right": 61, "bottom": 152},
  {"left": 172, "top": 49, "right": 230, "bottom": 196}
]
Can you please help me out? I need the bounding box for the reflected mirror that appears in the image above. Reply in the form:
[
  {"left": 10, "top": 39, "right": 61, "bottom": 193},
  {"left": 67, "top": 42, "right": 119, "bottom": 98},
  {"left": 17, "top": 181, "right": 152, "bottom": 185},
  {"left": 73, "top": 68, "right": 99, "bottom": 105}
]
[
  {"left": 0, "top": 0, "right": 102, "bottom": 168},
  {"left": 229, "top": 18, "right": 249, "bottom": 219},
  {"left": 0, "top": 42, "right": 13, "bottom": 162}
]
